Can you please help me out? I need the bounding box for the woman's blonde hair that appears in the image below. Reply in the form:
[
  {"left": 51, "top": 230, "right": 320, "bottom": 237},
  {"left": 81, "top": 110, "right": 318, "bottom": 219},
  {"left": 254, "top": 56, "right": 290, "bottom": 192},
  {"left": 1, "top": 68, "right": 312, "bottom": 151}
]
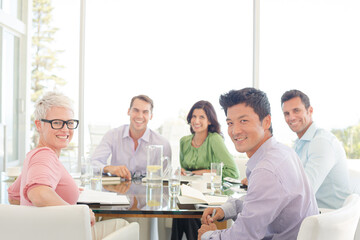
[{"left": 34, "top": 91, "right": 74, "bottom": 120}]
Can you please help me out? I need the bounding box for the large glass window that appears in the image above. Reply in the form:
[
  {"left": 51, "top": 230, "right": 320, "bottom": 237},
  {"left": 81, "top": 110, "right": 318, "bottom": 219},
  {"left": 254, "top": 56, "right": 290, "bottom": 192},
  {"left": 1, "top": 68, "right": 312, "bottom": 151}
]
[
  {"left": 1, "top": 30, "right": 20, "bottom": 165},
  {"left": 84, "top": 0, "right": 253, "bottom": 159},
  {"left": 260, "top": 0, "right": 360, "bottom": 162},
  {"left": 0, "top": 0, "right": 28, "bottom": 172},
  {"left": 1, "top": 0, "right": 22, "bottom": 20},
  {"left": 34, "top": 0, "right": 81, "bottom": 171}
]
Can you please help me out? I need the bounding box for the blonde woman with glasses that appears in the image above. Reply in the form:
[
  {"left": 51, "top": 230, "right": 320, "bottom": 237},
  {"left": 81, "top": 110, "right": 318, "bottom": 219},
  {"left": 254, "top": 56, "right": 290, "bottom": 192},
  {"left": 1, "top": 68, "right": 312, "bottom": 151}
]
[{"left": 8, "top": 92, "right": 131, "bottom": 239}]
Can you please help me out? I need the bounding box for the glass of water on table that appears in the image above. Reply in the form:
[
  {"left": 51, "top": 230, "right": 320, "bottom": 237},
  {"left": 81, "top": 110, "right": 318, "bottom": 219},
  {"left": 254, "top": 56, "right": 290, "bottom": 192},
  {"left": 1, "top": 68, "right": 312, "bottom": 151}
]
[
  {"left": 168, "top": 166, "right": 181, "bottom": 197},
  {"left": 211, "top": 162, "right": 223, "bottom": 192}
]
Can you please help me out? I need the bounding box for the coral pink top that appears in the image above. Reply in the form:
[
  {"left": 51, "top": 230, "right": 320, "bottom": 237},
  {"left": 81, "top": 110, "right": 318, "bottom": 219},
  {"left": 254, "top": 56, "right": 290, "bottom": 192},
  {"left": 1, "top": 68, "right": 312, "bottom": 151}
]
[{"left": 8, "top": 147, "right": 79, "bottom": 206}]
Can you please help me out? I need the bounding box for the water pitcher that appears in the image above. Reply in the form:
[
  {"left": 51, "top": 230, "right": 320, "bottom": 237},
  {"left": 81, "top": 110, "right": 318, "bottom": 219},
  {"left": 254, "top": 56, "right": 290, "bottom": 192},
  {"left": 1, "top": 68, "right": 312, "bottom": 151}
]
[{"left": 146, "top": 145, "right": 170, "bottom": 185}]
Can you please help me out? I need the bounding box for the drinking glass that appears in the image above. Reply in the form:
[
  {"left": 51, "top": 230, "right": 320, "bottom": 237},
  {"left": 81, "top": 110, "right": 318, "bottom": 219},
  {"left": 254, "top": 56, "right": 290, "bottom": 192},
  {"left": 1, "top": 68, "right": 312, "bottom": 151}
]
[
  {"left": 168, "top": 167, "right": 181, "bottom": 197},
  {"left": 90, "top": 166, "right": 102, "bottom": 191},
  {"left": 80, "top": 157, "right": 91, "bottom": 186},
  {"left": 211, "top": 162, "right": 223, "bottom": 192},
  {"left": 91, "top": 166, "right": 102, "bottom": 181}
]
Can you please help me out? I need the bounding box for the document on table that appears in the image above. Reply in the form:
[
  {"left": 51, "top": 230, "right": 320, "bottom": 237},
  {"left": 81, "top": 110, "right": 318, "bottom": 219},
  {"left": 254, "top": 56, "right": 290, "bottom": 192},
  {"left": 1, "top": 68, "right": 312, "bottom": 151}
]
[
  {"left": 177, "top": 184, "right": 228, "bottom": 205},
  {"left": 77, "top": 190, "right": 129, "bottom": 205}
]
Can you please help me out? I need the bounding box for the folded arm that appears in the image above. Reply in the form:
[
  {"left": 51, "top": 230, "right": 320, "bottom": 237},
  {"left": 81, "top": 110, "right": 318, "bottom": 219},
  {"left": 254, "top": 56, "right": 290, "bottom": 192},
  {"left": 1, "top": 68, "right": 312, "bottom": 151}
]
[{"left": 27, "top": 185, "right": 69, "bottom": 207}]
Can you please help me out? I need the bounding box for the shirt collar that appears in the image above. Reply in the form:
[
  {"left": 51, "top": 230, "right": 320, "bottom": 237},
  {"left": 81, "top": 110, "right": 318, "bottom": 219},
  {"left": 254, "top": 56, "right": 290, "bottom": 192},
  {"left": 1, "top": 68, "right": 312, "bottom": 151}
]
[
  {"left": 246, "top": 136, "right": 276, "bottom": 173},
  {"left": 122, "top": 124, "right": 150, "bottom": 142},
  {"left": 299, "top": 122, "right": 317, "bottom": 141}
]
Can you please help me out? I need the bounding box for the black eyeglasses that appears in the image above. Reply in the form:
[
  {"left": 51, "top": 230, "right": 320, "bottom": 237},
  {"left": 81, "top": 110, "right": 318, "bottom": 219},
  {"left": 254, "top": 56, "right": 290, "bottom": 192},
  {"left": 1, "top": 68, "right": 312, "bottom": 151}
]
[
  {"left": 131, "top": 170, "right": 146, "bottom": 184},
  {"left": 41, "top": 119, "right": 79, "bottom": 130}
]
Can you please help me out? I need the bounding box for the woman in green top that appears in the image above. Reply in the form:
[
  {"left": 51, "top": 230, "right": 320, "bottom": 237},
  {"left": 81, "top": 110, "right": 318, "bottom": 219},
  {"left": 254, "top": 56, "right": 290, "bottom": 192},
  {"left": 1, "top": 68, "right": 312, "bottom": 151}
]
[
  {"left": 180, "top": 100, "right": 239, "bottom": 179},
  {"left": 171, "top": 100, "right": 239, "bottom": 240}
]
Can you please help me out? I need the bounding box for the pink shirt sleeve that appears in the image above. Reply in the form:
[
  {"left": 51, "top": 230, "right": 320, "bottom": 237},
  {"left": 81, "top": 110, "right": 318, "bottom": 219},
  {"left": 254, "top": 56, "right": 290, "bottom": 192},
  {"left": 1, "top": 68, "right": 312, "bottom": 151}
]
[
  {"left": 22, "top": 148, "right": 62, "bottom": 203},
  {"left": 8, "top": 174, "right": 21, "bottom": 201}
]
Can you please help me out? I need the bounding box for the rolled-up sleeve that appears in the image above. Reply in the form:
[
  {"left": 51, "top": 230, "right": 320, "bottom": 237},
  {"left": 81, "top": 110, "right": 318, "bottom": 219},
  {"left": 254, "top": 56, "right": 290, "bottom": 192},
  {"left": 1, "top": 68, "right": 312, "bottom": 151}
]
[
  {"left": 221, "top": 196, "right": 244, "bottom": 221},
  {"left": 303, "top": 137, "right": 335, "bottom": 193}
]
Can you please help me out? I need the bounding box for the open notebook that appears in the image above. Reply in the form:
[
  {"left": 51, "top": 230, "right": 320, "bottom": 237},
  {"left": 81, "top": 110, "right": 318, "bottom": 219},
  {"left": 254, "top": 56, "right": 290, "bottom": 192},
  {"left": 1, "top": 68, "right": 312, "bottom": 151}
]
[
  {"left": 177, "top": 184, "right": 228, "bottom": 205},
  {"left": 77, "top": 190, "right": 129, "bottom": 205}
]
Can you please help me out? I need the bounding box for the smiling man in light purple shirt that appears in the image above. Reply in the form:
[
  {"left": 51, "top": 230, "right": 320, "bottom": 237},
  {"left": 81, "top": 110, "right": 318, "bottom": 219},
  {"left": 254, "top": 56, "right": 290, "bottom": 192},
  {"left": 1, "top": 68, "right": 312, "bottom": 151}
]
[
  {"left": 90, "top": 95, "right": 171, "bottom": 180},
  {"left": 199, "top": 88, "right": 318, "bottom": 240}
]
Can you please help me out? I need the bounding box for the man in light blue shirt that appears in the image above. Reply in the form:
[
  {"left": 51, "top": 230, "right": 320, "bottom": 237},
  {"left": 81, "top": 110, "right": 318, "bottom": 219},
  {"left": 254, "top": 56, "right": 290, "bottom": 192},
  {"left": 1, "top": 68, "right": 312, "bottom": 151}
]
[
  {"left": 281, "top": 89, "right": 351, "bottom": 209},
  {"left": 199, "top": 88, "right": 318, "bottom": 240},
  {"left": 90, "top": 95, "right": 171, "bottom": 180}
]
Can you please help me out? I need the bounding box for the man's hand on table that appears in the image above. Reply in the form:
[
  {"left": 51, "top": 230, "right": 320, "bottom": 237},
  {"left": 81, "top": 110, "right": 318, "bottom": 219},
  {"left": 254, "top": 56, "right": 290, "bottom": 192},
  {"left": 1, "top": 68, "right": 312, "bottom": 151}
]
[
  {"left": 198, "top": 223, "right": 217, "bottom": 240},
  {"left": 201, "top": 207, "right": 224, "bottom": 225},
  {"left": 198, "top": 207, "right": 223, "bottom": 240},
  {"left": 103, "top": 165, "right": 132, "bottom": 180}
]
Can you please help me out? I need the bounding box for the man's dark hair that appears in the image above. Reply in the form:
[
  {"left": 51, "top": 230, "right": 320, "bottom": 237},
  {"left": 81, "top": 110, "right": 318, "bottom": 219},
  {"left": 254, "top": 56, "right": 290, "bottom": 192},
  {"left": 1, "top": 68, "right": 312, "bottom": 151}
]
[
  {"left": 219, "top": 87, "right": 273, "bottom": 134},
  {"left": 130, "top": 95, "right": 154, "bottom": 111},
  {"left": 280, "top": 89, "right": 311, "bottom": 109}
]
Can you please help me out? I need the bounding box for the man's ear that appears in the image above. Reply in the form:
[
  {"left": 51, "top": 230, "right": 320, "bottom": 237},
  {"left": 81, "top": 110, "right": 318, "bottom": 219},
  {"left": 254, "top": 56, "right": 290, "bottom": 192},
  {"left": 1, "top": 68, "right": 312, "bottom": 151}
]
[
  {"left": 308, "top": 106, "right": 313, "bottom": 115},
  {"left": 150, "top": 112, "right": 153, "bottom": 120},
  {"left": 127, "top": 108, "right": 131, "bottom": 116},
  {"left": 262, "top": 115, "right": 271, "bottom": 131}
]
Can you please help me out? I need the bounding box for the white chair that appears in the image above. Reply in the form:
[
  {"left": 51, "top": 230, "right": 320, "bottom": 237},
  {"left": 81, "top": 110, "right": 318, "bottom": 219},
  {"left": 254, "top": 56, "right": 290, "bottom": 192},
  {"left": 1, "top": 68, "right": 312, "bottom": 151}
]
[
  {"left": 0, "top": 204, "right": 139, "bottom": 240},
  {"left": 233, "top": 156, "right": 248, "bottom": 180},
  {"left": 88, "top": 124, "right": 111, "bottom": 156},
  {"left": 101, "top": 219, "right": 140, "bottom": 240},
  {"left": 349, "top": 168, "right": 360, "bottom": 194},
  {"left": 355, "top": 219, "right": 360, "bottom": 240},
  {"left": 297, "top": 194, "right": 360, "bottom": 240},
  {"left": 0, "top": 204, "right": 92, "bottom": 240}
]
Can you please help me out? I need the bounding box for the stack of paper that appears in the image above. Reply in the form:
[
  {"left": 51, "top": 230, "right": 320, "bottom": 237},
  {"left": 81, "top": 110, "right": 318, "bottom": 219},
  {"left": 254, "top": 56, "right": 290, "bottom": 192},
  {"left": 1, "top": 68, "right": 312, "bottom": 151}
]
[
  {"left": 177, "top": 184, "right": 228, "bottom": 205},
  {"left": 77, "top": 190, "right": 129, "bottom": 205}
]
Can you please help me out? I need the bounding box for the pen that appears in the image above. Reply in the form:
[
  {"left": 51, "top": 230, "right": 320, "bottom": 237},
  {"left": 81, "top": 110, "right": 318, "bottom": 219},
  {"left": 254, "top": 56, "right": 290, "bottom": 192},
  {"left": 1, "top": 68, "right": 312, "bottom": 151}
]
[{"left": 212, "top": 209, "right": 216, "bottom": 218}]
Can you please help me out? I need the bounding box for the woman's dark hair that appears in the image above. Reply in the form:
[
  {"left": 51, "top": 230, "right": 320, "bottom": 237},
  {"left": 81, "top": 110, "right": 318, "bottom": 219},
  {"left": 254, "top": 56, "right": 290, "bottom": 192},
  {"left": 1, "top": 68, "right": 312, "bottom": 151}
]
[
  {"left": 219, "top": 88, "right": 273, "bottom": 134},
  {"left": 187, "top": 100, "right": 221, "bottom": 135}
]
